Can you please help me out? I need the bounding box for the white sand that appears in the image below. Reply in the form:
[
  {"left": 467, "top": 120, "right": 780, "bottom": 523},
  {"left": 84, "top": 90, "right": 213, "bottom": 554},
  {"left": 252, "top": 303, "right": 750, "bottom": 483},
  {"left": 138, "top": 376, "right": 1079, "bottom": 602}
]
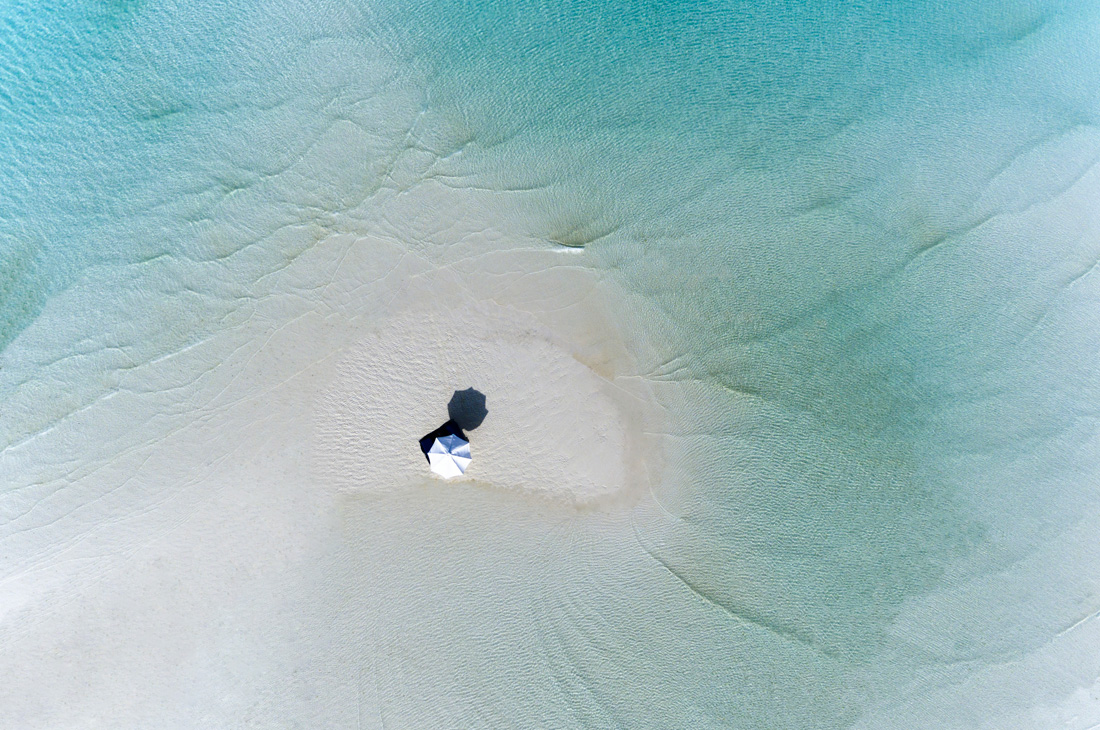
[
  {"left": 0, "top": 205, "right": 675, "bottom": 725},
  {"left": 315, "top": 294, "right": 657, "bottom": 505},
  {"left": 5, "top": 1, "right": 1100, "bottom": 721}
]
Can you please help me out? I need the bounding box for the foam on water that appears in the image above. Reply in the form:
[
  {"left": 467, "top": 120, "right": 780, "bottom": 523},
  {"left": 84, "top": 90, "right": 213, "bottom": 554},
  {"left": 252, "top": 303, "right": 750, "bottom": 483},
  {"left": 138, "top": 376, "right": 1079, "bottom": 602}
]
[{"left": 2, "top": 0, "right": 1100, "bottom": 726}]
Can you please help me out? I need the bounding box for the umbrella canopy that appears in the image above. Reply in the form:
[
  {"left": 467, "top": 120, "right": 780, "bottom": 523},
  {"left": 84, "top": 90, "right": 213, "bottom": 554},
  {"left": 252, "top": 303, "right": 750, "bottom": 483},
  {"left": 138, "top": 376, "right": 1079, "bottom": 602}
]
[
  {"left": 427, "top": 434, "right": 471, "bottom": 478},
  {"left": 419, "top": 420, "right": 472, "bottom": 479}
]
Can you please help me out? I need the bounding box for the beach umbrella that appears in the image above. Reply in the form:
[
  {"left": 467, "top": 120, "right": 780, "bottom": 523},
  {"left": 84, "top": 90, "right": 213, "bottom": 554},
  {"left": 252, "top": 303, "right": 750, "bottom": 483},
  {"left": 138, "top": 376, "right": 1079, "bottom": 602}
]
[{"left": 419, "top": 420, "right": 472, "bottom": 479}]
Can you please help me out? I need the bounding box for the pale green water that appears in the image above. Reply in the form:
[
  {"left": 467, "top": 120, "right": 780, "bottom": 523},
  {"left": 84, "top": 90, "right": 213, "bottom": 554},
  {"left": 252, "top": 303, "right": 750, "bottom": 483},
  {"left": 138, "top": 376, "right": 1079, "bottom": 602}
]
[{"left": 2, "top": 0, "right": 1100, "bottom": 727}]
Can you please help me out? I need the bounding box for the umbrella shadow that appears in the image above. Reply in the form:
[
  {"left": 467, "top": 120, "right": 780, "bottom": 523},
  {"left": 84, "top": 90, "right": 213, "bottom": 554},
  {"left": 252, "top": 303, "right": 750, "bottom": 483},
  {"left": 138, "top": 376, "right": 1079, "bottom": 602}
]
[
  {"left": 419, "top": 420, "right": 467, "bottom": 462},
  {"left": 447, "top": 387, "right": 488, "bottom": 431}
]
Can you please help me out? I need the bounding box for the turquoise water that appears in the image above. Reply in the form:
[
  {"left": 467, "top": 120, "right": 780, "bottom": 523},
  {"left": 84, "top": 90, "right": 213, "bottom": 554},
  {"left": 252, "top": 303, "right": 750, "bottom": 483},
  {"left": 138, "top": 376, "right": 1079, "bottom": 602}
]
[{"left": 3, "top": 0, "right": 1100, "bottom": 726}]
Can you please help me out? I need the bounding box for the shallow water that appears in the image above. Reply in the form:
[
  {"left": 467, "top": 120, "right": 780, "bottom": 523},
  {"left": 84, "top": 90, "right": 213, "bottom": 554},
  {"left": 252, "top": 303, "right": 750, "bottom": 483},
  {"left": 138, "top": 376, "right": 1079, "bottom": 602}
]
[{"left": 2, "top": 0, "right": 1100, "bottom": 727}]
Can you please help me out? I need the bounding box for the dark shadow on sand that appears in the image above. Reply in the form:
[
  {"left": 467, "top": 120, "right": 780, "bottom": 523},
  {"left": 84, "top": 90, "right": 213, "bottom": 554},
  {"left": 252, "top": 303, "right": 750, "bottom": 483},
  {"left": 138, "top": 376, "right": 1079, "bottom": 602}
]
[{"left": 447, "top": 387, "right": 488, "bottom": 430}]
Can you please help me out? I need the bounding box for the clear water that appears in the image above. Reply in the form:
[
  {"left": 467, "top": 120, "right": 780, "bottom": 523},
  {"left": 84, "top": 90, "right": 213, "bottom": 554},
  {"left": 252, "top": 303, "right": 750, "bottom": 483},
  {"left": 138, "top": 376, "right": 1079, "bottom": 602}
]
[{"left": 3, "top": 0, "right": 1100, "bottom": 726}]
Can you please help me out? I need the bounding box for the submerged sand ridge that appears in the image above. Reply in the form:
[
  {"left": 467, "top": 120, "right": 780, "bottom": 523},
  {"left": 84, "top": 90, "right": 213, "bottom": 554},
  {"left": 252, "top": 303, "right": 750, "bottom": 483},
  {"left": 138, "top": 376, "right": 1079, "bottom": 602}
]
[{"left": 313, "top": 277, "right": 660, "bottom": 506}]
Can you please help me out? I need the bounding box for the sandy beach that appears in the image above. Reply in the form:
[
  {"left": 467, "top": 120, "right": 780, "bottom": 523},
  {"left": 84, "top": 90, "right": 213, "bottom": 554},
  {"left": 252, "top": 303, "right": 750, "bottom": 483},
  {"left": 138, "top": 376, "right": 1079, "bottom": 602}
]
[
  {"left": 2, "top": 0, "right": 1100, "bottom": 726},
  {"left": 0, "top": 206, "right": 681, "bottom": 724}
]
